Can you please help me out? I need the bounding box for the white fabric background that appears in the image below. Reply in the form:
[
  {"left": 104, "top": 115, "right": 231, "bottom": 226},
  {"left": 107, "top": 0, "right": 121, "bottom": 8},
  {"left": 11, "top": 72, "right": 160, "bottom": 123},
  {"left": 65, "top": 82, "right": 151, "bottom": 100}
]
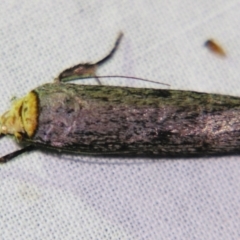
[{"left": 0, "top": 1, "right": 240, "bottom": 239}]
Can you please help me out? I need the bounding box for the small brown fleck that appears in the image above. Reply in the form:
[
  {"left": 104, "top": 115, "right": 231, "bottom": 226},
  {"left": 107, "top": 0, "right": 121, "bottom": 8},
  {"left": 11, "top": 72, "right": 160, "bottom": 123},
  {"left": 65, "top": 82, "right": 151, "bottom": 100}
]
[{"left": 204, "top": 39, "right": 226, "bottom": 57}]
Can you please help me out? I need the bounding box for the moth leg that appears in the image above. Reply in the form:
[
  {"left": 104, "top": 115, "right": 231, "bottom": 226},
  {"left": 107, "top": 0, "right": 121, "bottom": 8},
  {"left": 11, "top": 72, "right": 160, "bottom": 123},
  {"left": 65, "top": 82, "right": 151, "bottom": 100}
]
[
  {"left": 94, "top": 32, "right": 123, "bottom": 67},
  {"left": 0, "top": 145, "right": 35, "bottom": 163},
  {"left": 55, "top": 32, "right": 123, "bottom": 84},
  {"left": 94, "top": 76, "right": 102, "bottom": 85}
]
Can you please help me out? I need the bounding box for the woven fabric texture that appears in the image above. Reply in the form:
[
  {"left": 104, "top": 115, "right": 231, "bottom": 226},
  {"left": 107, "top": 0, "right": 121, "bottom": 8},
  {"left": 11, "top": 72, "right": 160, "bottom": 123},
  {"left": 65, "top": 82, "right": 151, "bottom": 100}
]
[{"left": 0, "top": 1, "right": 240, "bottom": 239}]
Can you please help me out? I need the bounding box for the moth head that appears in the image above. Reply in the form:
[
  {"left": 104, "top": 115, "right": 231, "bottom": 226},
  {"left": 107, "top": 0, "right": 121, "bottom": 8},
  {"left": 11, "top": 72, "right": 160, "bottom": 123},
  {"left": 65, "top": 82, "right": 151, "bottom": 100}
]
[
  {"left": 0, "top": 91, "right": 38, "bottom": 141},
  {"left": 0, "top": 98, "right": 25, "bottom": 140}
]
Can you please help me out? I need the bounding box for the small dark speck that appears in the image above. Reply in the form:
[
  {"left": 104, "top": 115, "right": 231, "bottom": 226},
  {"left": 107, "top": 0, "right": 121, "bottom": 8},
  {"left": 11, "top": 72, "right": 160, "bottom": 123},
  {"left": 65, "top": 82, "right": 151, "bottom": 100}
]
[{"left": 204, "top": 39, "right": 226, "bottom": 57}]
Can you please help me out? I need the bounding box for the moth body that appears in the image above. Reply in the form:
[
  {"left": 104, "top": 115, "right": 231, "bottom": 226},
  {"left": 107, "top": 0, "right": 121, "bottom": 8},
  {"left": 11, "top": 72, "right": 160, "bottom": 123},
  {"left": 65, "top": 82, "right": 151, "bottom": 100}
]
[
  {"left": 2, "top": 83, "right": 240, "bottom": 158},
  {"left": 1, "top": 32, "right": 240, "bottom": 162}
]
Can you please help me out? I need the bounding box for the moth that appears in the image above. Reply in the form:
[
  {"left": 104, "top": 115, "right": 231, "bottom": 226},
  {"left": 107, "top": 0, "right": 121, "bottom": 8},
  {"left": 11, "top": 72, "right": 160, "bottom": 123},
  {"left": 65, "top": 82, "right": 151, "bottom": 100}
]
[{"left": 1, "top": 33, "right": 240, "bottom": 163}]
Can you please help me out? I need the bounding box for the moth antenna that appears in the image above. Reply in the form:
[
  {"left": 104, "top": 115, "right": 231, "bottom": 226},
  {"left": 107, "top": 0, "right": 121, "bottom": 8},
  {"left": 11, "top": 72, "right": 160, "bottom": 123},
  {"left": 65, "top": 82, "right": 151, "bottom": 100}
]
[{"left": 80, "top": 75, "right": 170, "bottom": 87}]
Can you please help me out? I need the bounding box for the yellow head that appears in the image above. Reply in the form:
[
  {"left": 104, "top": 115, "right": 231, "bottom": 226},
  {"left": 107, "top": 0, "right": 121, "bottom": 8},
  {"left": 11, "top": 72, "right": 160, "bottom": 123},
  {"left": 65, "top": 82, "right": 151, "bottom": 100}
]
[{"left": 0, "top": 91, "right": 38, "bottom": 141}]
